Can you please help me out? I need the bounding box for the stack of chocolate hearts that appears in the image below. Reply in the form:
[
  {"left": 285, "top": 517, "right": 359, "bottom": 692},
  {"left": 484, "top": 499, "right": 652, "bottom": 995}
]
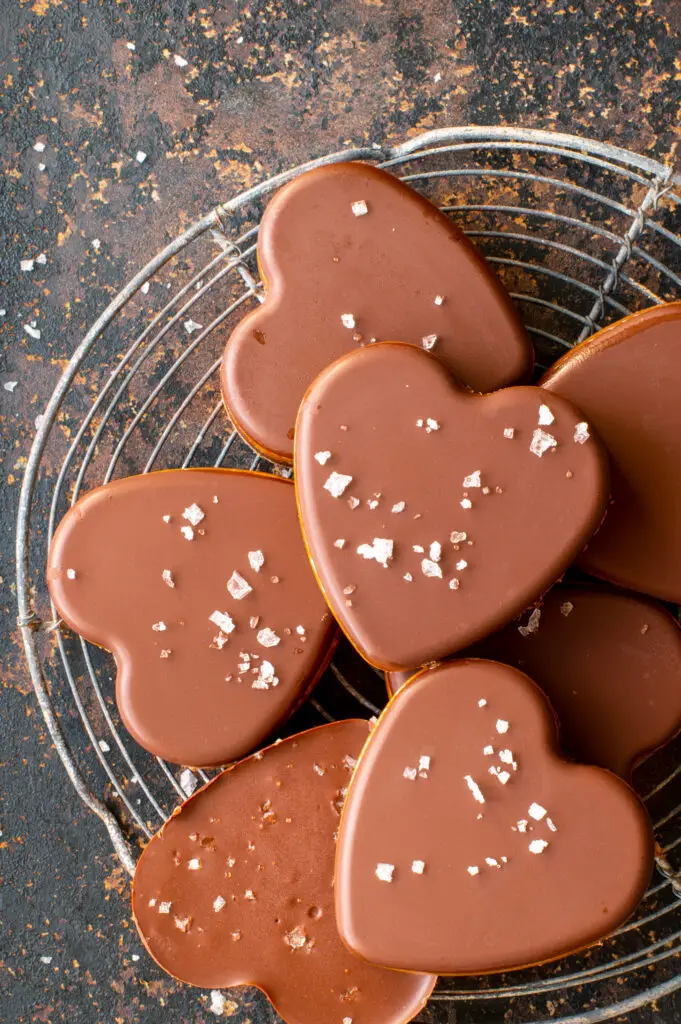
[{"left": 48, "top": 162, "right": 681, "bottom": 1024}]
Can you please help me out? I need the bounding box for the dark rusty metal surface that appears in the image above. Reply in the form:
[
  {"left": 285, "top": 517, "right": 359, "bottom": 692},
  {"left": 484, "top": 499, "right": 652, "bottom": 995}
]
[{"left": 2, "top": 1, "right": 681, "bottom": 1022}]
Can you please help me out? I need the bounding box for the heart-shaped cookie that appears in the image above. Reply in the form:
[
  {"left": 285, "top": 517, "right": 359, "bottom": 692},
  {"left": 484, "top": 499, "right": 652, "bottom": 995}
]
[
  {"left": 47, "top": 470, "right": 336, "bottom": 767},
  {"left": 132, "top": 721, "right": 436, "bottom": 1024},
  {"left": 222, "top": 161, "right": 532, "bottom": 463},
  {"left": 387, "top": 584, "right": 681, "bottom": 779},
  {"left": 335, "top": 661, "right": 654, "bottom": 975},
  {"left": 542, "top": 302, "right": 681, "bottom": 601},
  {"left": 295, "top": 343, "right": 608, "bottom": 671}
]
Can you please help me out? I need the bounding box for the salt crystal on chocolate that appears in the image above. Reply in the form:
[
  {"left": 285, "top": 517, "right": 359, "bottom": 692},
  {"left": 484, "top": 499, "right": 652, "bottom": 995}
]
[
  {"left": 434, "top": 294, "right": 445, "bottom": 305},
  {"left": 530, "top": 428, "right": 558, "bottom": 457},
  {"left": 464, "top": 775, "right": 485, "bottom": 804},
  {"left": 422, "top": 334, "right": 438, "bottom": 350},
  {"left": 538, "top": 404, "right": 555, "bottom": 426},
  {"left": 351, "top": 199, "right": 368, "bottom": 217},
  {"left": 152, "top": 621, "right": 167, "bottom": 632},
  {"left": 460, "top": 498, "right": 472, "bottom": 509},
  {"left": 560, "top": 601, "right": 574, "bottom": 617},
  {"left": 503, "top": 427, "right": 515, "bottom": 439},
  {"left": 450, "top": 531, "right": 467, "bottom": 544},
  {"left": 209, "top": 610, "right": 235, "bottom": 634},
  {"left": 324, "top": 471, "right": 353, "bottom": 498},
  {"left": 161, "top": 569, "right": 174, "bottom": 588},
  {"left": 180, "top": 526, "right": 194, "bottom": 541},
  {"left": 467, "top": 865, "right": 480, "bottom": 876},
  {"left": 411, "top": 860, "right": 425, "bottom": 874},
  {"left": 529, "top": 838, "right": 549, "bottom": 854},
  {"left": 314, "top": 450, "right": 332, "bottom": 465},
  {"left": 227, "top": 570, "right": 252, "bottom": 600},
  {"left": 529, "top": 802, "right": 547, "bottom": 821},
  {"left": 496, "top": 719, "right": 509, "bottom": 734},
  {"left": 462, "top": 470, "right": 481, "bottom": 488},
  {"left": 425, "top": 418, "right": 440, "bottom": 432},
  {"left": 429, "top": 541, "right": 442, "bottom": 562},
  {"left": 421, "top": 558, "right": 443, "bottom": 579},
  {"left": 375, "top": 863, "right": 395, "bottom": 883},
  {"left": 574, "top": 421, "right": 590, "bottom": 444},
  {"left": 248, "top": 550, "right": 265, "bottom": 573},
  {"left": 66, "top": 568, "right": 77, "bottom": 580},
  {"left": 182, "top": 503, "right": 205, "bottom": 526},
  {"left": 356, "top": 537, "right": 394, "bottom": 568},
  {"left": 341, "top": 313, "right": 356, "bottom": 329},
  {"left": 256, "top": 627, "right": 280, "bottom": 648},
  {"left": 518, "top": 607, "right": 542, "bottom": 637},
  {"left": 334, "top": 538, "right": 346, "bottom": 548}
]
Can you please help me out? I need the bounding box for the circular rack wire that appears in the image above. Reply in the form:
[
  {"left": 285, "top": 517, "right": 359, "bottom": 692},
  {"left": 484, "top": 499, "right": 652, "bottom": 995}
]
[{"left": 16, "top": 127, "right": 681, "bottom": 1022}]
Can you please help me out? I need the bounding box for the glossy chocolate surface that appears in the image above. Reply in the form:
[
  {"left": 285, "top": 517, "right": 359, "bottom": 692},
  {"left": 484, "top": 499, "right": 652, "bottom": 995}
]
[
  {"left": 295, "top": 343, "right": 608, "bottom": 670},
  {"left": 387, "top": 585, "right": 681, "bottom": 778},
  {"left": 336, "top": 661, "right": 654, "bottom": 975},
  {"left": 222, "top": 161, "right": 532, "bottom": 462},
  {"left": 133, "top": 721, "right": 436, "bottom": 1024},
  {"left": 542, "top": 303, "right": 681, "bottom": 601},
  {"left": 47, "top": 470, "right": 335, "bottom": 767}
]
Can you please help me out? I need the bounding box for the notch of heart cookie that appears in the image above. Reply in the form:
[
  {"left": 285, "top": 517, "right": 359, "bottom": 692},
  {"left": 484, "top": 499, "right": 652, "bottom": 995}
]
[
  {"left": 132, "top": 721, "right": 436, "bottom": 1024},
  {"left": 221, "top": 160, "right": 532, "bottom": 463},
  {"left": 335, "top": 660, "right": 654, "bottom": 975},
  {"left": 47, "top": 469, "right": 337, "bottom": 768},
  {"left": 295, "top": 342, "right": 609, "bottom": 671}
]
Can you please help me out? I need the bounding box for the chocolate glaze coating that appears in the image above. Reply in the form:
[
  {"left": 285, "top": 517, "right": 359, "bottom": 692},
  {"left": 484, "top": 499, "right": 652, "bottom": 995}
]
[
  {"left": 221, "top": 161, "right": 532, "bottom": 463},
  {"left": 336, "top": 661, "right": 654, "bottom": 975},
  {"left": 295, "top": 342, "right": 609, "bottom": 671},
  {"left": 387, "top": 585, "right": 681, "bottom": 778},
  {"left": 47, "top": 470, "right": 336, "bottom": 767},
  {"left": 542, "top": 303, "right": 681, "bottom": 601},
  {"left": 132, "top": 721, "right": 436, "bottom": 1024}
]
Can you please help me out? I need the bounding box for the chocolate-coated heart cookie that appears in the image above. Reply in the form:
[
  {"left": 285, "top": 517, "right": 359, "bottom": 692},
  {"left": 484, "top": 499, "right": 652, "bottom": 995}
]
[
  {"left": 222, "top": 161, "right": 532, "bottom": 462},
  {"left": 336, "top": 661, "right": 654, "bottom": 975},
  {"left": 387, "top": 584, "right": 681, "bottom": 779},
  {"left": 48, "top": 470, "right": 336, "bottom": 767},
  {"left": 132, "top": 721, "right": 436, "bottom": 1024},
  {"left": 542, "top": 302, "right": 681, "bottom": 601},
  {"left": 295, "top": 343, "right": 608, "bottom": 671}
]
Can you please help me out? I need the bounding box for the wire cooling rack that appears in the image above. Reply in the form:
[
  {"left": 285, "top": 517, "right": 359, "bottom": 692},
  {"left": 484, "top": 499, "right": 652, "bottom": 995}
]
[{"left": 16, "top": 127, "right": 681, "bottom": 1023}]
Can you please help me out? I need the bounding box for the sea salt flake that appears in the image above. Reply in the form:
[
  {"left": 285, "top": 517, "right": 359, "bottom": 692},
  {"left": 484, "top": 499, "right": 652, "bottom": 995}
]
[
  {"left": 518, "top": 608, "right": 542, "bottom": 637},
  {"left": 429, "top": 541, "right": 442, "bottom": 562},
  {"left": 98, "top": 740, "right": 110, "bottom": 752},
  {"left": 483, "top": 745, "right": 494, "bottom": 756},
  {"left": 181, "top": 525, "right": 194, "bottom": 541},
  {"left": 538, "top": 404, "right": 555, "bottom": 425},
  {"left": 391, "top": 501, "right": 406, "bottom": 513},
  {"left": 347, "top": 496, "right": 360, "bottom": 510},
  {"left": 560, "top": 601, "right": 574, "bottom": 617},
  {"left": 231, "top": 930, "right": 242, "bottom": 941},
  {"left": 496, "top": 719, "right": 509, "bottom": 734},
  {"left": 422, "top": 334, "right": 438, "bottom": 350},
  {"left": 574, "top": 421, "right": 590, "bottom": 444},
  {"left": 489, "top": 767, "right": 511, "bottom": 785},
  {"left": 158, "top": 901, "right": 172, "bottom": 914},
  {"left": 253, "top": 660, "right": 278, "bottom": 689},
  {"left": 162, "top": 514, "right": 171, "bottom": 523},
  {"left": 174, "top": 53, "right": 188, "bottom": 66},
  {"left": 503, "top": 427, "right": 515, "bottom": 439},
  {"left": 529, "top": 839, "right": 549, "bottom": 854},
  {"left": 188, "top": 858, "right": 201, "bottom": 870},
  {"left": 425, "top": 417, "right": 440, "bottom": 432},
  {"left": 460, "top": 498, "right": 472, "bottom": 509},
  {"left": 416, "top": 418, "right": 424, "bottom": 428},
  {"left": 160, "top": 649, "right": 171, "bottom": 658},
  {"left": 183, "top": 503, "right": 205, "bottom": 526},
  {"left": 418, "top": 755, "right": 431, "bottom": 778},
  {"left": 180, "top": 769, "right": 198, "bottom": 796},
  {"left": 343, "top": 755, "right": 357, "bottom": 770},
  {"left": 135, "top": 150, "right": 147, "bottom": 164},
  {"left": 126, "top": 41, "right": 136, "bottom": 49},
  {"left": 351, "top": 199, "right": 368, "bottom": 216},
  {"left": 421, "top": 558, "right": 442, "bottom": 578},
  {"left": 529, "top": 802, "right": 547, "bottom": 821},
  {"left": 403, "top": 767, "right": 417, "bottom": 780},
  {"left": 40, "top": 955, "right": 52, "bottom": 964},
  {"left": 341, "top": 313, "right": 356, "bottom": 329},
  {"left": 24, "top": 323, "right": 41, "bottom": 339},
  {"left": 4, "top": 381, "right": 18, "bottom": 392},
  {"left": 209, "top": 610, "right": 235, "bottom": 634},
  {"left": 530, "top": 428, "right": 558, "bottom": 457},
  {"left": 499, "top": 749, "right": 517, "bottom": 768},
  {"left": 249, "top": 616, "right": 260, "bottom": 629},
  {"left": 141, "top": 281, "right": 150, "bottom": 294},
  {"left": 152, "top": 621, "right": 167, "bottom": 632},
  {"left": 34, "top": 141, "right": 45, "bottom": 152},
  {"left": 462, "top": 470, "right": 481, "bottom": 488},
  {"left": 66, "top": 568, "right": 77, "bottom": 580},
  {"left": 244, "top": 889, "right": 256, "bottom": 900},
  {"left": 375, "top": 863, "right": 395, "bottom": 883},
  {"left": 485, "top": 857, "right": 500, "bottom": 868},
  {"left": 324, "top": 471, "right": 353, "bottom": 497},
  {"left": 478, "top": 698, "right": 487, "bottom": 708},
  {"left": 257, "top": 627, "right": 280, "bottom": 648},
  {"left": 162, "top": 569, "right": 175, "bottom": 588},
  {"left": 403, "top": 572, "right": 413, "bottom": 582},
  {"left": 20, "top": 259, "right": 34, "bottom": 272},
  {"left": 449, "top": 578, "right": 460, "bottom": 590},
  {"left": 356, "top": 537, "right": 394, "bottom": 567},
  {"left": 455, "top": 559, "right": 468, "bottom": 571},
  {"left": 209, "top": 991, "right": 226, "bottom": 1016},
  {"left": 334, "top": 538, "right": 346, "bottom": 549},
  {"left": 434, "top": 294, "right": 445, "bottom": 305},
  {"left": 547, "top": 817, "right": 558, "bottom": 832},
  {"left": 450, "top": 531, "right": 467, "bottom": 545},
  {"left": 227, "top": 571, "right": 252, "bottom": 600},
  {"left": 464, "top": 775, "right": 485, "bottom": 804},
  {"left": 467, "top": 865, "right": 480, "bottom": 876},
  {"left": 285, "top": 925, "right": 311, "bottom": 950},
  {"left": 516, "top": 819, "right": 529, "bottom": 833},
  {"left": 411, "top": 860, "right": 425, "bottom": 874},
  {"left": 248, "top": 550, "right": 265, "bottom": 573},
  {"left": 184, "top": 318, "right": 203, "bottom": 334},
  {"left": 314, "top": 450, "right": 332, "bottom": 465}
]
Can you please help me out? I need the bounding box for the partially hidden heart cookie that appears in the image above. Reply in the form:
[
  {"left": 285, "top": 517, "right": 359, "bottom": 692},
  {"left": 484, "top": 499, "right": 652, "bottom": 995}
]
[
  {"left": 295, "top": 343, "right": 608, "bottom": 671},
  {"left": 542, "top": 302, "right": 681, "bottom": 602},
  {"left": 387, "top": 585, "right": 681, "bottom": 779},
  {"left": 222, "top": 161, "right": 532, "bottom": 463},
  {"left": 47, "top": 470, "right": 336, "bottom": 767},
  {"left": 132, "top": 721, "right": 436, "bottom": 1024},
  {"left": 335, "top": 660, "right": 654, "bottom": 975}
]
